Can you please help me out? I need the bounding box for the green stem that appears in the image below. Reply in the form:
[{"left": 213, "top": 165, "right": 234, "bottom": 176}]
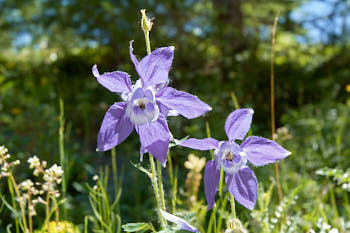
[
  {"left": 46, "top": 193, "right": 50, "bottom": 231},
  {"left": 111, "top": 148, "right": 118, "bottom": 196},
  {"left": 270, "top": 15, "right": 283, "bottom": 202},
  {"left": 149, "top": 154, "right": 166, "bottom": 228},
  {"left": 144, "top": 30, "right": 151, "bottom": 55},
  {"left": 205, "top": 121, "right": 214, "bottom": 160},
  {"left": 157, "top": 161, "right": 166, "bottom": 212},
  {"left": 167, "top": 153, "right": 177, "bottom": 212},
  {"left": 230, "top": 193, "right": 236, "bottom": 219},
  {"left": 8, "top": 178, "right": 20, "bottom": 233},
  {"left": 9, "top": 174, "right": 28, "bottom": 231},
  {"left": 59, "top": 98, "right": 67, "bottom": 218}
]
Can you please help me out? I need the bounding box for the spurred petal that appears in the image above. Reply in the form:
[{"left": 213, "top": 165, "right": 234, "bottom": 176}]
[
  {"left": 225, "top": 166, "right": 257, "bottom": 210},
  {"left": 137, "top": 46, "right": 174, "bottom": 87},
  {"left": 160, "top": 210, "right": 198, "bottom": 232},
  {"left": 178, "top": 138, "right": 219, "bottom": 151},
  {"left": 204, "top": 160, "right": 221, "bottom": 210},
  {"left": 97, "top": 102, "right": 134, "bottom": 151},
  {"left": 225, "top": 109, "right": 254, "bottom": 141},
  {"left": 156, "top": 87, "right": 211, "bottom": 119},
  {"left": 241, "top": 136, "right": 291, "bottom": 166},
  {"left": 92, "top": 65, "right": 132, "bottom": 93},
  {"left": 135, "top": 115, "right": 170, "bottom": 165},
  {"left": 129, "top": 41, "right": 139, "bottom": 68}
]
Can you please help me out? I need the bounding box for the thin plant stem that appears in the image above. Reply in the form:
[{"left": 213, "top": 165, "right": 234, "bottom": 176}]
[
  {"left": 46, "top": 193, "right": 50, "bottom": 231},
  {"left": 141, "top": 10, "right": 167, "bottom": 228},
  {"left": 52, "top": 196, "right": 60, "bottom": 222},
  {"left": 167, "top": 152, "right": 177, "bottom": 212},
  {"left": 8, "top": 178, "right": 20, "bottom": 233},
  {"left": 149, "top": 154, "right": 166, "bottom": 228},
  {"left": 157, "top": 161, "right": 166, "bottom": 212},
  {"left": 111, "top": 148, "right": 118, "bottom": 196},
  {"left": 28, "top": 193, "right": 33, "bottom": 233},
  {"left": 270, "top": 14, "right": 283, "bottom": 202},
  {"left": 144, "top": 30, "right": 151, "bottom": 55},
  {"left": 8, "top": 174, "right": 28, "bottom": 231},
  {"left": 229, "top": 193, "right": 236, "bottom": 219},
  {"left": 84, "top": 216, "right": 89, "bottom": 233},
  {"left": 59, "top": 98, "right": 67, "bottom": 218},
  {"left": 205, "top": 121, "right": 215, "bottom": 160}
]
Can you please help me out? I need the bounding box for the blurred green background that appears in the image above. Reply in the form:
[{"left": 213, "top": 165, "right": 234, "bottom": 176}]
[{"left": 1, "top": 0, "right": 350, "bottom": 231}]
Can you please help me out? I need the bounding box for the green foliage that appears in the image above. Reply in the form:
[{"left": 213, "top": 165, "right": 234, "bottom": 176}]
[
  {"left": 122, "top": 222, "right": 154, "bottom": 233},
  {"left": 86, "top": 166, "right": 122, "bottom": 233}
]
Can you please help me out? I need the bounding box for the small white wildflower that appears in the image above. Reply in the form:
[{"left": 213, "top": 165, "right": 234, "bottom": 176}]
[
  {"left": 329, "top": 229, "right": 339, "bottom": 233},
  {"left": 28, "top": 156, "right": 40, "bottom": 169},
  {"left": 93, "top": 175, "right": 99, "bottom": 181},
  {"left": 93, "top": 185, "right": 98, "bottom": 190},
  {"left": 20, "top": 180, "right": 34, "bottom": 191},
  {"left": 275, "top": 211, "right": 281, "bottom": 218},
  {"left": 271, "top": 218, "right": 278, "bottom": 224}
]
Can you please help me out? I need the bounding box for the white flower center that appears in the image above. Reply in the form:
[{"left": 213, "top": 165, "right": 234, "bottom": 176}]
[
  {"left": 215, "top": 141, "right": 247, "bottom": 175},
  {"left": 125, "top": 85, "right": 159, "bottom": 125}
]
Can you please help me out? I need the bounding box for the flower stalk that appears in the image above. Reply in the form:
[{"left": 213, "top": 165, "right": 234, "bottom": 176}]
[
  {"left": 149, "top": 154, "right": 166, "bottom": 227},
  {"left": 9, "top": 173, "right": 28, "bottom": 231},
  {"left": 229, "top": 193, "right": 236, "bottom": 219},
  {"left": 270, "top": 14, "right": 283, "bottom": 202},
  {"left": 141, "top": 9, "right": 167, "bottom": 228}
]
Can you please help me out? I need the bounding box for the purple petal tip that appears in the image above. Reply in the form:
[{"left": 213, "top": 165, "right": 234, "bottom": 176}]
[{"left": 92, "top": 64, "right": 100, "bottom": 77}]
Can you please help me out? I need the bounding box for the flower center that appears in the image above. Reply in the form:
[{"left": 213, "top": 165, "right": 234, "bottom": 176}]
[
  {"left": 125, "top": 87, "right": 159, "bottom": 125},
  {"left": 214, "top": 141, "right": 247, "bottom": 175},
  {"left": 225, "top": 152, "right": 234, "bottom": 161}
]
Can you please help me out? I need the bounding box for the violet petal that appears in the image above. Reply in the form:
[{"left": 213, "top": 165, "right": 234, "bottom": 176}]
[
  {"left": 92, "top": 65, "right": 132, "bottom": 93},
  {"left": 225, "top": 166, "right": 257, "bottom": 210},
  {"left": 129, "top": 41, "right": 139, "bottom": 68},
  {"left": 241, "top": 136, "right": 291, "bottom": 166},
  {"left": 204, "top": 160, "right": 221, "bottom": 210},
  {"left": 137, "top": 46, "right": 174, "bottom": 87},
  {"left": 179, "top": 138, "right": 219, "bottom": 151},
  {"left": 225, "top": 108, "right": 254, "bottom": 141},
  {"left": 97, "top": 102, "right": 134, "bottom": 151},
  {"left": 135, "top": 115, "right": 170, "bottom": 165},
  {"left": 156, "top": 87, "right": 211, "bottom": 119}
]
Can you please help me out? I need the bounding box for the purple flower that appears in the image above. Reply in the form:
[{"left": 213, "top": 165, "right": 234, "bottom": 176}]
[
  {"left": 160, "top": 210, "right": 198, "bottom": 232},
  {"left": 93, "top": 42, "right": 211, "bottom": 165},
  {"left": 177, "top": 109, "right": 291, "bottom": 210}
]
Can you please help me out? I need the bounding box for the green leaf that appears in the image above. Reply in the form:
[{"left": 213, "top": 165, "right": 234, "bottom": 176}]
[
  {"left": 122, "top": 222, "right": 152, "bottom": 233},
  {"left": 169, "top": 135, "right": 189, "bottom": 148},
  {"left": 130, "top": 161, "right": 152, "bottom": 178}
]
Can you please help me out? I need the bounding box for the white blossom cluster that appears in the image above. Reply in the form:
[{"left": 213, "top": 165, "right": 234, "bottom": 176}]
[
  {"left": 27, "top": 156, "right": 63, "bottom": 198},
  {"left": 315, "top": 218, "right": 339, "bottom": 233},
  {"left": 1, "top": 146, "right": 64, "bottom": 218},
  {"left": 0, "top": 145, "right": 20, "bottom": 178},
  {"left": 316, "top": 167, "right": 350, "bottom": 192},
  {"left": 13, "top": 156, "right": 64, "bottom": 217}
]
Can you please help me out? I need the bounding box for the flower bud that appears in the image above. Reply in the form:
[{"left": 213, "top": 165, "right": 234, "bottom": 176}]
[{"left": 140, "top": 9, "right": 153, "bottom": 32}]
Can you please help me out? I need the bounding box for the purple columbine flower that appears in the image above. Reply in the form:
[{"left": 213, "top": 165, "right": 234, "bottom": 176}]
[
  {"left": 177, "top": 108, "right": 291, "bottom": 210},
  {"left": 93, "top": 42, "right": 211, "bottom": 165}
]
